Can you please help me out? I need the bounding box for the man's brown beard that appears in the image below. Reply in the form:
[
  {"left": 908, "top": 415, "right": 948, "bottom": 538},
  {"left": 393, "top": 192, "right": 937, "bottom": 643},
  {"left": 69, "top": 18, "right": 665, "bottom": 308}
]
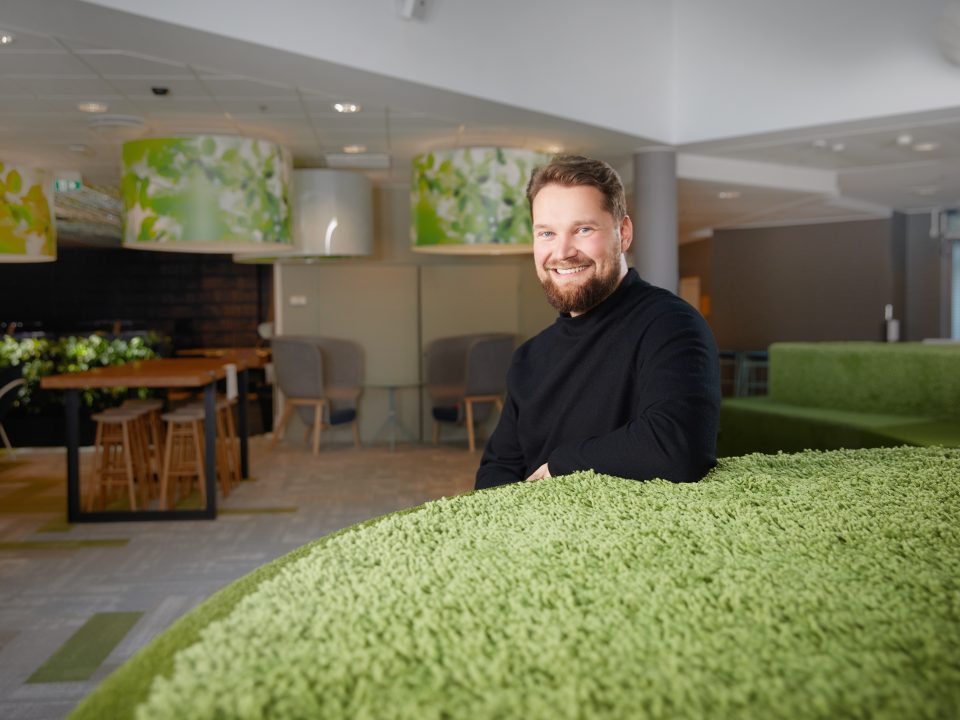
[{"left": 540, "top": 262, "right": 622, "bottom": 315}]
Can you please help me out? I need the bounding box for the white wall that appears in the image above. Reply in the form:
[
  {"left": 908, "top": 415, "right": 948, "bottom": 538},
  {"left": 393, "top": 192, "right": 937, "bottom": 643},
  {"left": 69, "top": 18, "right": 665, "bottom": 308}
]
[
  {"left": 674, "top": 0, "right": 960, "bottom": 142},
  {"left": 81, "top": 0, "right": 675, "bottom": 141}
]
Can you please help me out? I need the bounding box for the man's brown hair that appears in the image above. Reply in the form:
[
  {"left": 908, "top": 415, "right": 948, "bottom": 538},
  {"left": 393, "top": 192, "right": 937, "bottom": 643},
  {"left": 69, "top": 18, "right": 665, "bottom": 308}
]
[{"left": 526, "top": 155, "right": 626, "bottom": 223}]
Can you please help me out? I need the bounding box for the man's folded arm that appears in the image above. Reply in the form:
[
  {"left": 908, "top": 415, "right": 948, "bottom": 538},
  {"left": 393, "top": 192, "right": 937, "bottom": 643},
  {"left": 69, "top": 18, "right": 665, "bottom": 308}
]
[
  {"left": 548, "top": 313, "right": 720, "bottom": 483},
  {"left": 475, "top": 393, "right": 526, "bottom": 489}
]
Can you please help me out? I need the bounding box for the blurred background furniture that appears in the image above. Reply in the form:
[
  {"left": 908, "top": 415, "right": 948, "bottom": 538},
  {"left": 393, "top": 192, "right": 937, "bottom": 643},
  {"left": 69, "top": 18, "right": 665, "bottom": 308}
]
[
  {"left": 0, "top": 365, "right": 25, "bottom": 455},
  {"left": 425, "top": 333, "right": 513, "bottom": 452},
  {"left": 270, "top": 336, "right": 364, "bottom": 455}
]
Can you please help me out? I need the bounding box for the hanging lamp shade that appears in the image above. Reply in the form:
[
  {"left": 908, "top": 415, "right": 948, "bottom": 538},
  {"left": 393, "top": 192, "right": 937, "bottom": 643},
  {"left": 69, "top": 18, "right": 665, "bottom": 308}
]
[
  {"left": 0, "top": 161, "right": 56, "bottom": 263},
  {"left": 121, "top": 136, "right": 293, "bottom": 253},
  {"left": 411, "top": 147, "right": 550, "bottom": 255},
  {"left": 234, "top": 168, "right": 373, "bottom": 264}
]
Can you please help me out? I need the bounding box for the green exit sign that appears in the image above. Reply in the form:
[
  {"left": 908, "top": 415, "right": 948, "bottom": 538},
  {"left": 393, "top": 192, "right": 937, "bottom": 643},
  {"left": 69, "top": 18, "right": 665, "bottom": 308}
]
[{"left": 54, "top": 178, "right": 83, "bottom": 192}]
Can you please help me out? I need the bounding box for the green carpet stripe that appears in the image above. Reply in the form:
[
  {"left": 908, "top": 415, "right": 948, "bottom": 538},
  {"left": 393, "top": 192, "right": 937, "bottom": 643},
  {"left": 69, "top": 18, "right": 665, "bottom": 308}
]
[
  {"left": 219, "top": 507, "right": 298, "bottom": 514},
  {"left": 35, "top": 518, "right": 75, "bottom": 533},
  {"left": 0, "top": 539, "right": 129, "bottom": 550},
  {"left": 28, "top": 612, "right": 143, "bottom": 683}
]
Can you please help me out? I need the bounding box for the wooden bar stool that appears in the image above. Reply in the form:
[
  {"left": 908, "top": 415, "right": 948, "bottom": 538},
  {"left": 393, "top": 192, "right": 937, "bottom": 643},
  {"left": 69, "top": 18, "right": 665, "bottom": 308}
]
[
  {"left": 184, "top": 397, "right": 240, "bottom": 494},
  {"left": 89, "top": 407, "right": 152, "bottom": 511},
  {"left": 158, "top": 408, "right": 206, "bottom": 510},
  {"left": 121, "top": 398, "right": 165, "bottom": 479},
  {"left": 217, "top": 397, "right": 242, "bottom": 491}
]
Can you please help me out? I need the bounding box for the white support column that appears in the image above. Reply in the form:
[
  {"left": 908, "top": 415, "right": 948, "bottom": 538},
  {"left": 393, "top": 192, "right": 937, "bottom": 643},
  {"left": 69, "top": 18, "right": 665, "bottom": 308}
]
[{"left": 632, "top": 148, "right": 678, "bottom": 293}]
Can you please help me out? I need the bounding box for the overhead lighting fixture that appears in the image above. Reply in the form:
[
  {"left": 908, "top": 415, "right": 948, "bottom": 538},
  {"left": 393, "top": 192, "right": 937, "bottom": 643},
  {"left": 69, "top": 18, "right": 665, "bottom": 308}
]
[
  {"left": 411, "top": 147, "right": 552, "bottom": 255},
  {"left": 234, "top": 169, "right": 373, "bottom": 264},
  {"left": 77, "top": 101, "right": 108, "bottom": 113},
  {"left": 342, "top": 144, "right": 366, "bottom": 154},
  {"left": 545, "top": 144, "right": 563, "bottom": 154},
  {"left": 0, "top": 160, "right": 56, "bottom": 263},
  {"left": 69, "top": 144, "right": 94, "bottom": 156},
  {"left": 896, "top": 133, "right": 914, "bottom": 146},
  {"left": 717, "top": 191, "right": 741, "bottom": 200},
  {"left": 0, "top": 32, "right": 15, "bottom": 45},
  {"left": 831, "top": 142, "right": 846, "bottom": 152},
  {"left": 912, "top": 186, "right": 940, "bottom": 197},
  {"left": 812, "top": 139, "right": 828, "bottom": 149},
  {"left": 121, "top": 135, "right": 293, "bottom": 254},
  {"left": 913, "top": 142, "right": 940, "bottom": 152},
  {"left": 333, "top": 102, "right": 362, "bottom": 113}
]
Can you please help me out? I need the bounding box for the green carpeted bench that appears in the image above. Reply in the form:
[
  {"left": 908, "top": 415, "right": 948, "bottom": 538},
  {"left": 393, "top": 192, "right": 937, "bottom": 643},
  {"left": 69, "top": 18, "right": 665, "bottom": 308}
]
[
  {"left": 71, "top": 446, "right": 959, "bottom": 719},
  {"left": 719, "top": 342, "right": 960, "bottom": 457}
]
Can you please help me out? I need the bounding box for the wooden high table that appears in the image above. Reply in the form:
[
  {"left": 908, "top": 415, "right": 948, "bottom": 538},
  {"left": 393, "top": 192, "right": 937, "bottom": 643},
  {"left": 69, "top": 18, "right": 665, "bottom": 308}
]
[{"left": 40, "top": 357, "right": 253, "bottom": 522}]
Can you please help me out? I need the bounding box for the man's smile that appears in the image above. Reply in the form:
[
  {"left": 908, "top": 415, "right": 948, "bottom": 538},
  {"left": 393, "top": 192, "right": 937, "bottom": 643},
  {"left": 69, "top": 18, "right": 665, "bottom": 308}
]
[{"left": 552, "top": 265, "right": 590, "bottom": 276}]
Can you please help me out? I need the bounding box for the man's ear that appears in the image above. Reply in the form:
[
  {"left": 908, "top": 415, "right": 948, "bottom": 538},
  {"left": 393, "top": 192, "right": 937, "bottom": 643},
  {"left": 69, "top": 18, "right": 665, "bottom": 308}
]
[{"left": 619, "top": 215, "right": 634, "bottom": 253}]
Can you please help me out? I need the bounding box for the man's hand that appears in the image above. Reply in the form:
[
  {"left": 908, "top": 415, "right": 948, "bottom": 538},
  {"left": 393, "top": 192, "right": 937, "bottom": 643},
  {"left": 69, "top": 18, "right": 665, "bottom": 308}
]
[{"left": 525, "top": 462, "right": 551, "bottom": 482}]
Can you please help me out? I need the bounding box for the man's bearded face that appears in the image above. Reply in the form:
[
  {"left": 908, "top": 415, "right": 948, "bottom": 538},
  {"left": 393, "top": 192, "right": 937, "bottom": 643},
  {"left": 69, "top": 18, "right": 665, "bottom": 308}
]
[{"left": 532, "top": 184, "right": 630, "bottom": 316}]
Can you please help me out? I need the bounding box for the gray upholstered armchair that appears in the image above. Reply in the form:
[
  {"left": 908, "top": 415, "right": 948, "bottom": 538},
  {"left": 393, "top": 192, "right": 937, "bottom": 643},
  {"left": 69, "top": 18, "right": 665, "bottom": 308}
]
[
  {"left": 425, "top": 333, "right": 514, "bottom": 452},
  {"left": 270, "top": 336, "right": 364, "bottom": 455}
]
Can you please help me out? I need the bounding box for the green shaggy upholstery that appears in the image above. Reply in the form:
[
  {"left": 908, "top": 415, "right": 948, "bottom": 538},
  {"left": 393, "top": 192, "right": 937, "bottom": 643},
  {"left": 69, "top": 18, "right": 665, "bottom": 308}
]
[
  {"left": 720, "top": 342, "right": 960, "bottom": 456},
  {"left": 72, "top": 447, "right": 960, "bottom": 719}
]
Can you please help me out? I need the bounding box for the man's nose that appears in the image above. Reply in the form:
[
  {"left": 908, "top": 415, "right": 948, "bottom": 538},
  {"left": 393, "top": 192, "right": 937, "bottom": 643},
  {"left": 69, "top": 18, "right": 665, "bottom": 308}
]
[{"left": 554, "top": 232, "right": 577, "bottom": 259}]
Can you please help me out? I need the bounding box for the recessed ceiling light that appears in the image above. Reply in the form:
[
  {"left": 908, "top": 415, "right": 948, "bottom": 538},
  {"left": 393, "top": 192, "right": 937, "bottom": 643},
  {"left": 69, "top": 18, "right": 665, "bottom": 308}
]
[
  {"left": 913, "top": 141, "right": 940, "bottom": 152},
  {"left": 812, "top": 139, "right": 828, "bottom": 149},
  {"left": 0, "top": 32, "right": 15, "bottom": 45},
  {"left": 546, "top": 144, "right": 563, "bottom": 154},
  {"left": 333, "top": 102, "right": 362, "bottom": 113},
  {"left": 69, "top": 143, "right": 94, "bottom": 156},
  {"left": 342, "top": 144, "right": 366, "bottom": 154},
  {"left": 831, "top": 142, "right": 846, "bottom": 152},
  {"left": 717, "top": 191, "right": 741, "bottom": 200},
  {"left": 77, "top": 101, "right": 108, "bottom": 113},
  {"left": 912, "top": 185, "right": 940, "bottom": 196},
  {"left": 896, "top": 133, "right": 914, "bottom": 146}
]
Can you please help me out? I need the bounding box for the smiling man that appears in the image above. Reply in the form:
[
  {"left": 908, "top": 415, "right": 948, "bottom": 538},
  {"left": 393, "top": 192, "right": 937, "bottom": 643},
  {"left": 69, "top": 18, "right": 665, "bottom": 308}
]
[{"left": 475, "top": 155, "right": 720, "bottom": 489}]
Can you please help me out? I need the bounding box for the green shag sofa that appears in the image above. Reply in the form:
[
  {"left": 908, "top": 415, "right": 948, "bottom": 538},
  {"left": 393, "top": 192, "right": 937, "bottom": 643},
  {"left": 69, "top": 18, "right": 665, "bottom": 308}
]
[
  {"left": 719, "top": 342, "right": 960, "bottom": 457},
  {"left": 71, "top": 446, "right": 959, "bottom": 719}
]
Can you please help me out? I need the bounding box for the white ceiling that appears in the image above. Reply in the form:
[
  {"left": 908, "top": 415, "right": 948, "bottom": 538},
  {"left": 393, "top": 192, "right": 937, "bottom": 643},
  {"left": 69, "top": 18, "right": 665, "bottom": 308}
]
[{"left": 0, "top": 1, "right": 958, "bottom": 245}]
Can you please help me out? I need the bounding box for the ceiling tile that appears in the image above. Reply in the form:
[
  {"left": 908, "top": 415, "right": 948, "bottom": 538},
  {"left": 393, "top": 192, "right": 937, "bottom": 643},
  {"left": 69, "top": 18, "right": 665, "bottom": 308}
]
[
  {"left": 130, "top": 96, "right": 222, "bottom": 114},
  {"left": 39, "top": 96, "right": 141, "bottom": 115},
  {"left": 23, "top": 77, "right": 118, "bottom": 95},
  {"left": 107, "top": 76, "right": 210, "bottom": 97},
  {"left": 201, "top": 77, "right": 297, "bottom": 98},
  {"left": 0, "top": 30, "right": 63, "bottom": 51},
  {"left": 76, "top": 51, "right": 191, "bottom": 76},
  {"left": 217, "top": 98, "right": 306, "bottom": 116},
  {"left": 1, "top": 51, "right": 96, "bottom": 75}
]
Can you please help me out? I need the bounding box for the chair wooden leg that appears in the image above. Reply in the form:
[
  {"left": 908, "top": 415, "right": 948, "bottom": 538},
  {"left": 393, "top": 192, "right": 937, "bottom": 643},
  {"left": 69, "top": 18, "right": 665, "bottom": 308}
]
[
  {"left": 352, "top": 420, "right": 361, "bottom": 449},
  {"left": 465, "top": 399, "right": 476, "bottom": 453},
  {"left": 272, "top": 402, "right": 295, "bottom": 448},
  {"left": 190, "top": 419, "right": 207, "bottom": 507},
  {"left": 433, "top": 421, "right": 440, "bottom": 445},
  {"left": 159, "top": 420, "right": 176, "bottom": 510},
  {"left": 312, "top": 402, "right": 323, "bottom": 456},
  {"left": 120, "top": 422, "right": 138, "bottom": 511}
]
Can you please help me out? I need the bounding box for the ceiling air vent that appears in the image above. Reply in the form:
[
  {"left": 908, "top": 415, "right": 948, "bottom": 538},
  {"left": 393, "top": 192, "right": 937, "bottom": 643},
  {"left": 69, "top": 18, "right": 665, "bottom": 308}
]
[{"left": 86, "top": 115, "right": 149, "bottom": 141}]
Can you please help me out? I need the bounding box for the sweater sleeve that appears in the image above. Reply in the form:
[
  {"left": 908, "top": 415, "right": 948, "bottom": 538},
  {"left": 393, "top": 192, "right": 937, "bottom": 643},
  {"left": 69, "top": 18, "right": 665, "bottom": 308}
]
[
  {"left": 475, "top": 391, "right": 526, "bottom": 489},
  {"left": 547, "top": 306, "right": 720, "bottom": 483}
]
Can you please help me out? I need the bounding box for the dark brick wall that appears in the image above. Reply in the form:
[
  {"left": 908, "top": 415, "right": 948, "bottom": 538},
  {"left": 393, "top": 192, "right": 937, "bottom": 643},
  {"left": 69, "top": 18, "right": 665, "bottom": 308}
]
[{"left": 0, "top": 247, "right": 272, "bottom": 348}]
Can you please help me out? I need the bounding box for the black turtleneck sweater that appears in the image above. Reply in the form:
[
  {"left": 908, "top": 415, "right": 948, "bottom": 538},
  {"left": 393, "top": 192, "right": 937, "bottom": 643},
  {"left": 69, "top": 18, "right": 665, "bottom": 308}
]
[{"left": 475, "top": 269, "right": 720, "bottom": 489}]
